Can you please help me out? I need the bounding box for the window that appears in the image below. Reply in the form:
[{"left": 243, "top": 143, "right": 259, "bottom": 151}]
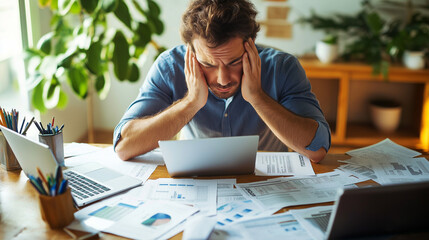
[{"left": 0, "top": 0, "right": 28, "bottom": 110}]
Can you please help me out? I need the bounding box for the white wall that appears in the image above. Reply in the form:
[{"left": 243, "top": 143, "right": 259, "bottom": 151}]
[{"left": 92, "top": 0, "right": 366, "bottom": 131}]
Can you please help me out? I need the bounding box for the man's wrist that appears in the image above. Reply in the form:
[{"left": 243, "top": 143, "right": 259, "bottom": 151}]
[{"left": 247, "top": 89, "right": 269, "bottom": 108}]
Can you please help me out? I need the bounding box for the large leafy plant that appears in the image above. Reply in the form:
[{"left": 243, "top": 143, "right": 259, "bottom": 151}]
[{"left": 26, "top": 0, "right": 165, "bottom": 112}]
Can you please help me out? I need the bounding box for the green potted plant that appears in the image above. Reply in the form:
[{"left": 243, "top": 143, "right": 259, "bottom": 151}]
[
  {"left": 26, "top": 0, "right": 165, "bottom": 112},
  {"left": 298, "top": 1, "right": 396, "bottom": 78},
  {"left": 389, "top": 13, "right": 429, "bottom": 69}
]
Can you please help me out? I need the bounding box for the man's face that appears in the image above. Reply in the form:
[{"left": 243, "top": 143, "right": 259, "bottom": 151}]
[{"left": 192, "top": 37, "right": 245, "bottom": 99}]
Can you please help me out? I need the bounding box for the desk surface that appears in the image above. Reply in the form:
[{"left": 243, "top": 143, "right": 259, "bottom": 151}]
[{"left": 0, "top": 152, "right": 427, "bottom": 239}]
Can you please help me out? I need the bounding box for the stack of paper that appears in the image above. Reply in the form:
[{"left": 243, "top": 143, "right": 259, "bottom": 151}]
[{"left": 338, "top": 139, "right": 429, "bottom": 185}]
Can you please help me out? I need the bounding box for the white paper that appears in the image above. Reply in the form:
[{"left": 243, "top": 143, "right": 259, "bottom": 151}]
[
  {"left": 340, "top": 139, "right": 429, "bottom": 185},
  {"left": 236, "top": 172, "right": 361, "bottom": 210},
  {"left": 183, "top": 215, "right": 217, "bottom": 240},
  {"left": 255, "top": 152, "right": 315, "bottom": 176},
  {"left": 65, "top": 147, "right": 158, "bottom": 182},
  {"left": 211, "top": 212, "right": 313, "bottom": 240},
  {"left": 346, "top": 138, "right": 421, "bottom": 159},
  {"left": 64, "top": 142, "right": 102, "bottom": 158},
  {"left": 105, "top": 200, "right": 198, "bottom": 240},
  {"left": 132, "top": 148, "right": 164, "bottom": 165},
  {"left": 290, "top": 205, "right": 333, "bottom": 240},
  {"left": 157, "top": 179, "right": 239, "bottom": 240},
  {"left": 68, "top": 186, "right": 146, "bottom": 232},
  {"left": 216, "top": 200, "right": 265, "bottom": 227},
  {"left": 139, "top": 178, "right": 218, "bottom": 216}
]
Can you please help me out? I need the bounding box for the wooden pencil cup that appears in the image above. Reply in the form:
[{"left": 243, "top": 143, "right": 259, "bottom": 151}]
[{"left": 38, "top": 188, "right": 76, "bottom": 229}]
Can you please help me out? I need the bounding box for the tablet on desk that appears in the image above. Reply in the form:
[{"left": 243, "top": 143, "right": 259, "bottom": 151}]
[{"left": 159, "top": 135, "right": 259, "bottom": 177}]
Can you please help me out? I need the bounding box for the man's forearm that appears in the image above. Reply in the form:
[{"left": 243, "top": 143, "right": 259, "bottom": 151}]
[
  {"left": 115, "top": 97, "right": 201, "bottom": 160},
  {"left": 250, "top": 91, "right": 326, "bottom": 162}
]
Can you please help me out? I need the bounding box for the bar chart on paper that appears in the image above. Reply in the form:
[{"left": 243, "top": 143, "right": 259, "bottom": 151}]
[
  {"left": 154, "top": 183, "right": 208, "bottom": 201},
  {"left": 89, "top": 203, "right": 137, "bottom": 221}
]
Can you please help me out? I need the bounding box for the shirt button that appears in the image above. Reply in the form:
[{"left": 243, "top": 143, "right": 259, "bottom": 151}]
[{"left": 224, "top": 113, "right": 228, "bottom": 117}]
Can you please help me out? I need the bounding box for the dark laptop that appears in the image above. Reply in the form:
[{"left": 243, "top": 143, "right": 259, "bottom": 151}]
[{"left": 314, "top": 181, "right": 429, "bottom": 239}]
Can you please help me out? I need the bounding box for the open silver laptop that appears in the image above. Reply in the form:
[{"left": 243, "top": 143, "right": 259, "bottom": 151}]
[
  {"left": 158, "top": 135, "right": 259, "bottom": 177},
  {"left": 307, "top": 181, "right": 429, "bottom": 239},
  {"left": 1, "top": 125, "right": 142, "bottom": 207}
]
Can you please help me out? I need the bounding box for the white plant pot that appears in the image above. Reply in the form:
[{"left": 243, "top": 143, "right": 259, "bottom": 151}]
[
  {"left": 315, "top": 41, "right": 338, "bottom": 63},
  {"left": 403, "top": 50, "right": 425, "bottom": 70},
  {"left": 370, "top": 102, "right": 402, "bottom": 133}
]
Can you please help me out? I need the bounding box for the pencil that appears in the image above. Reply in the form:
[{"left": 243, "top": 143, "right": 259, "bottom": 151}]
[
  {"left": 0, "top": 107, "right": 5, "bottom": 127},
  {"left": 51, "top": 117, "right": 54, "bottom": 127},
  {"left": 37, "top": 167, "right": 49, "bottom": 188},
  {"left": 22, "top": 117, "right": 34, "bottom": 135},
  {"left": 19, "top": 117, "right": 26, "bottom": 134}
]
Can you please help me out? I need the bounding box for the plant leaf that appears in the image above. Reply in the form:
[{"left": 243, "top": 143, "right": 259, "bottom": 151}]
[
  {"left": 32, "top": 80, "right": 47, "bottom": 113},
  {"left": 58, "top": 0, "right": 76, "bottom": 15},
  {"left": 95, "top": 74, "right": 110, "bottom": 99},
  {"left": 37, "top": 32, "right": 54, "bottom": 55},
  {"left": 366, "top": 12, "right": 383, "bottom": 35},
  {"left": 43, "top": 78, "right": 61, "bottom": 109},
  {"left": 102, "top": 0, "right": 118, "bottom": 12},
  {"left": 56, "top": 89, "right": 68, "bottom": 109},
  {"left": 134, "top": 22, "right": 152, "bottom": 48},
  {"left": 152, "top": 17, "right": 164, "bottom": 35},
  {"left": 112, "top": 31, "right": 130, "bottom": 80},
  {"left": 86, "top": 41, "right": 103, "bottom": 75},
  {"left": 67, "top": 67, "right": 88, "bottom": 98},
  {"left": 80, "top": 0, "right": 98, "bottom": 14},
  {"left": 147, "top": 0, "right": 161, "bottom": 17},
  {"left": 39, "top": 56, "right": 58, "bottom": 79},
  {"left": 114, "top": 0, "right": 132, "bottom": 29},
  {"left": 128, "top": 62, "right": 140, "bottom": 82}
]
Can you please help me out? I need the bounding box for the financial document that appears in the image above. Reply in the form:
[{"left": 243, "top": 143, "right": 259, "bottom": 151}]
[
  {"left": 255, "top": 152, "right": 315, "bottom": 176},
  {"left": 139, "top": 178, "right": 218, "bottom": 216},
  {"left": 340, "top": 139, "right": 429, "bottom": 185},
  {"left": 290, "top": 205, "right": 333, "bottom": 240},
  {"left": 236, "top": 172, "right": 361, "bottom": 210},
  {"left": 210, "top": 212, "right": 313, "bottom": 240}
]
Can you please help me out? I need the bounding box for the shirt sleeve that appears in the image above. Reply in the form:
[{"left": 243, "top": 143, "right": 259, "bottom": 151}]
[
  {"left": 278, "top": 56, "right": 331, "bottom": 152},
  {"left": 113, "top": 50, "right": 182, "bottom": 150}
]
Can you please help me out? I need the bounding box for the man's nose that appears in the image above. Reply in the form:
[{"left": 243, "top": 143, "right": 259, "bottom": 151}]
[{"left": 217, "top": 65, "right": 231, "bottom": 86}]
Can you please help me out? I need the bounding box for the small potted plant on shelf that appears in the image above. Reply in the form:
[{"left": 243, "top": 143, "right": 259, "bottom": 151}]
[
  {"left": 389, "top": 13, "right": 429, "bottom": 69},
  {"left": 315, "top": 35, "right": 339, "bottom": 63}
]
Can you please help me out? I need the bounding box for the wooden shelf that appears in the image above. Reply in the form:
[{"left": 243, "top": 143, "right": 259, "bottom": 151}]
[{"left": 299, "top": 57, "right": 429, "bottom": 152}]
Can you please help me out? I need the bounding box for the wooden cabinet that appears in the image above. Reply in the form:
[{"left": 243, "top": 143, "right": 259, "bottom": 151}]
[{"left": 299, "top": 58, "right": 429, "bottom": 152}]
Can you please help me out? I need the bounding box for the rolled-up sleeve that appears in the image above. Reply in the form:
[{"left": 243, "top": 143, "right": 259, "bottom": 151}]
[
  {"left": 277, "top": 56, "right": 331, "bottom": 152},
  {"left": 113, "top": 49, "right": 184, "bottom": 149}
]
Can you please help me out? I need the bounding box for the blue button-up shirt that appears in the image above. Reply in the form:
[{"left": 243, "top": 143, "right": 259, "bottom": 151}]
[{"left": 114, "top": 45, "right": 331, "bottom": 152}]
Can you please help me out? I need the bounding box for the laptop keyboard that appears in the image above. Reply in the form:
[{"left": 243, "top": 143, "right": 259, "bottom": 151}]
[{"left": 64, "top": 171, "right": 111, "bottom": 200}]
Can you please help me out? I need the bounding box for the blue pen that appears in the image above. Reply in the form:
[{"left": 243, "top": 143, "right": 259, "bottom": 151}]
[
  {"left": 28, "top": 175, "right": 46, "bottom": 195},
  {"left": 51, "top": 182, "right": 57, "bottom": 196},
  {"left": 28, "top": 176, "right": 43, "bottom": 194},
  {"left": 58, "top": 179, "right": 67, "bottom": 194}
]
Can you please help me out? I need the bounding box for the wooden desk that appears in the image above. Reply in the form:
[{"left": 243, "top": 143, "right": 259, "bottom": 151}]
[{"left": 0, "top": 152, "right": 426, "bottom": 239}]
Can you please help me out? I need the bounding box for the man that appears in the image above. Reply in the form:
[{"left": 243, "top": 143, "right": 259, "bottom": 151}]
[{"left": 114, "top": 0, "right": 331, "bottom": 162}]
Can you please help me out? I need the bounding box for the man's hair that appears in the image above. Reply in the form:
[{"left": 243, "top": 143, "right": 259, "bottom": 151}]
[{"left": 180, "top": 0, "right": 260, "bottom": 48}]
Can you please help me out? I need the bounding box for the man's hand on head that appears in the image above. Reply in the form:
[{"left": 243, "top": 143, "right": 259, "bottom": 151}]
[
  {"left": 241, "top": 38, "right": 263, "bottom": 104},
  {"left": 184, "top": 45, "right": 209, "bottom": 109}
]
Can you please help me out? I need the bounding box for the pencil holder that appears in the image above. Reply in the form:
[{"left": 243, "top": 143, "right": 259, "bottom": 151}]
[
  {"left": 39, "top": 131, "right": 64, "bottom": 167},
  {"left": 38, "top": 188, "right": 76, "bottom": 229},
  {"left": 0, "top": 131, "right": 21, "bottom": 171}
]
